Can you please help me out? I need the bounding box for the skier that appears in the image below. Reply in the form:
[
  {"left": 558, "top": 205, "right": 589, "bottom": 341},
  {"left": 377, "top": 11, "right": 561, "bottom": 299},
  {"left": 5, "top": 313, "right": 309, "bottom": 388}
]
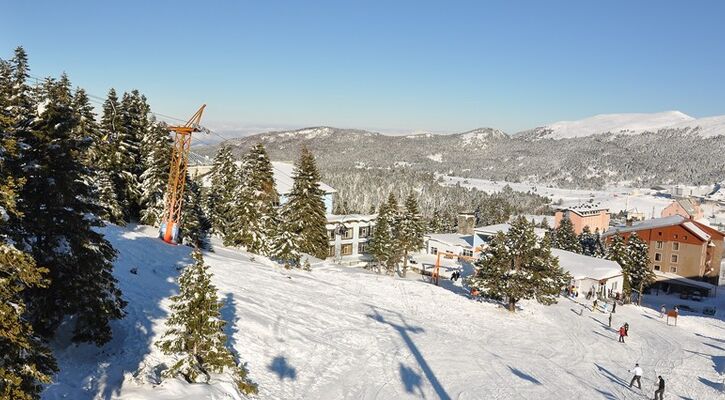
[
  {"left": 618, "top": 325, "right": 627, "bottom": 343},
  {"left": 660, "top": 305, "right": 666, "bottom": 318},
  {"left": 653, "top": 375, "right": 665, "bottom": 400},
  {"left": 628, "top": 363, "right": 643, "bottom": 389},
  {"left": 624, "top": 322, "right": 629, "bottom": 335},
  {"left": 593, "top": 299, "right": 598, "bottom": 312},
  {"left": 611, "top": 301, "right": 616, "bottom": 313},
  {"left": 608, "top": 312, "right": 612, "bottom": 328}
]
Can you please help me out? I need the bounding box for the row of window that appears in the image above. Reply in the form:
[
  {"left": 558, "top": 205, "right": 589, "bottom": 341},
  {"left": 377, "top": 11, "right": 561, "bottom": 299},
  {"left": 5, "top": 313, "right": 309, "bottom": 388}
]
[
  {"left": 430, "top": 247, "right": 473, "bottom": 257},
  {"left": 328, "top": 242, "right": 368, "bottom": 257},
  {"left": 654, "top": 265, "right": 677, "bottom": 273},
  {"left": 655, "top": 232, "right": 688, "bottom": 241},
  {"left": 654, "top": 253, "right": 678, "bottom": 263},
  {"left": 654, "top": 241, "right": 680, "bottom": 251},
  {"left": 327, "top": 226, "right": 371, "bottom": 240}
]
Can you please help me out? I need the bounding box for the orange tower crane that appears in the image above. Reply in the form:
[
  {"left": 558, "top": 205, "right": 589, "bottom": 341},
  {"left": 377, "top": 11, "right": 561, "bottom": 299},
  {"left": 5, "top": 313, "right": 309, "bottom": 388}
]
[{"left": 160, "top": 104, "right": 207, "bottom": 244}]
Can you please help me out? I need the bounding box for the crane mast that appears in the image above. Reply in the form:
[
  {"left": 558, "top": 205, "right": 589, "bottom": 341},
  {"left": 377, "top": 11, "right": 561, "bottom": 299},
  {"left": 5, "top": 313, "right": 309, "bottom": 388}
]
[{"left": 160, "top": 104, "right": 206, "bottom": 244}]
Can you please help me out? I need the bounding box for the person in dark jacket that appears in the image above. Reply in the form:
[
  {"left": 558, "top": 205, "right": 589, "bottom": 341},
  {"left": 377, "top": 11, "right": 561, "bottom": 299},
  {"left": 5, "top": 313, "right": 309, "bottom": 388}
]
[{"left": 654, "top": 375, "right": 665, "bottom": 400}]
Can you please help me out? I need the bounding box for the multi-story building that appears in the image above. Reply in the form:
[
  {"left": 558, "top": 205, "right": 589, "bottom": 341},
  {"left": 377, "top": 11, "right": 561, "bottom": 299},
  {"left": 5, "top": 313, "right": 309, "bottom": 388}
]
[
  {"left": 660, "top": 198, "right": 704, "bottom": 220},
  {"left": 554, "top": 204, "right": 610, "bottom": 234},
  {"left": 326, "top": 214, "right": 376, "bottom": 265},
  {"left": 603, "top": 215, "right": 724, "bottom": 284}
]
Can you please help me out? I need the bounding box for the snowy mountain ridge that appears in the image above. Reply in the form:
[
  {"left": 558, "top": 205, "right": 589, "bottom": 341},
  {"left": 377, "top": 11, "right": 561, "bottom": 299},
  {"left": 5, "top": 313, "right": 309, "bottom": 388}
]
[{"left": 519, "top": 110, "right": 725, "bottom": 140}]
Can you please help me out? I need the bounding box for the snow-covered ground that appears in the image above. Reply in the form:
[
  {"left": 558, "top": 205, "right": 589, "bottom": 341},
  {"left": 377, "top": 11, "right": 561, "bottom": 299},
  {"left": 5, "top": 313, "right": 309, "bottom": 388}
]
[
  {"left": 442, "top": 176, "right": 674, "bottom": 219},
  {"left": 43, "top": 224, "right": 724, "bottom": 399}
]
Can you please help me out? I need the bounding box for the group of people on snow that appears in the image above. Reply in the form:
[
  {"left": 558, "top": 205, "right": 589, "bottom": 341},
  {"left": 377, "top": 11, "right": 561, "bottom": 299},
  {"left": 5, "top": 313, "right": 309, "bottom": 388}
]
[{"left": 628, "top": 363, "right": 666, "bottom": 399}]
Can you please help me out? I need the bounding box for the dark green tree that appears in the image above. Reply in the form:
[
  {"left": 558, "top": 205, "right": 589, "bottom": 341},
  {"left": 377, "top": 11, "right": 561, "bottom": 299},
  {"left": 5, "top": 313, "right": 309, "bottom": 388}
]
[
  {"left": 17, "top": 75, "right": 126, "bottom": 344},
  {"left": 626, "top": 233, "right": 655, "bottom": 306},
  {"left": 397, "top": 194, "right": 424, "bottom": 277},
  {"left": 156, "top": 249, "right": 257, "bottom": 394},
  {"left": 206, "top": 145, "right": 239, "bottom": 240},
  {"left": 605, "top": 233, "right": 631, "bottom": 299},
  {"left": 552, "top": 216, "right": 582, "bottom": 253},
  {"left": 283, "top": 147, "right": 328, "bottom": 259},
  {"left": 469, "top": 216, "right": 570, "bottom": 312},
  {"left": 179, "top": 174, "right": 210, "bottom": 249},
  {"left": 239, "top": 143, "right": 278, "bottom": 255},
  {"left": 140, "top": 121, "right": 171, "bottom": 226}
]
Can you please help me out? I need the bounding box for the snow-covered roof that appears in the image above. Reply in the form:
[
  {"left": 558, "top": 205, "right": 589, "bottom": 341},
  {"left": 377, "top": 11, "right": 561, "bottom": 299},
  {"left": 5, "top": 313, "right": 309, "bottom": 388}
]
[
  {"left": 426, "top": 233, "right": 474, "bottom": 248},
  {"left": 326, "top": 214, "right": 377, "bottom": 223},
  {"left": 653, "top": 270, "right": 716, "bottom": 291},
  {"left": 271, "top": 162, "right": 336, "bottom": 195},
  {"left": 474, "top": 223, "right": 546, "bottom": 238},
  {"left": 552, "top": 249, "right": 622, "bottom": 281},
  {"left": 555, "top": 203, "right": 609, "bottom": 214},
  {"left": 603, "top": 215, "right": 714, "bottom": 242}
]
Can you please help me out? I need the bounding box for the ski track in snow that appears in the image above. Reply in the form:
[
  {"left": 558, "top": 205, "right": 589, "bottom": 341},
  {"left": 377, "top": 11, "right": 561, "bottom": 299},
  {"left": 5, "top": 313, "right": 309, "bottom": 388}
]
[{"left": 42, "top": 224, "right": 725, "bottom": 400}]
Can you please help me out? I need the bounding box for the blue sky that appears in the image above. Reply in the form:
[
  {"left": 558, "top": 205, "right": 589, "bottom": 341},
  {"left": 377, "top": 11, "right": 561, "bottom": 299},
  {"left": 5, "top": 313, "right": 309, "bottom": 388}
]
[{"left": 3, "top": 1, "right": 725, "bottom": 135}]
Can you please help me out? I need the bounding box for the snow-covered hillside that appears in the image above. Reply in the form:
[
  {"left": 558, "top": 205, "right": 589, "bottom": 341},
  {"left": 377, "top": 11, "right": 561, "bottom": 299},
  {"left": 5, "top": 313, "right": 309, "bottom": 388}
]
[
  {"left": 526, "top": 111, "right": 695, "bottom": 139},
  {"left": 44, "top": 224, "right": 725, "bottom": 399}
]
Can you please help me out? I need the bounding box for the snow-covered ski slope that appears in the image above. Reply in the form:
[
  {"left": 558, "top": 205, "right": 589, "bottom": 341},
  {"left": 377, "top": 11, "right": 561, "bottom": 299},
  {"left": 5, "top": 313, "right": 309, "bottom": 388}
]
[{"left": 43, "top": 224, "right": 724, "bottom": 399}]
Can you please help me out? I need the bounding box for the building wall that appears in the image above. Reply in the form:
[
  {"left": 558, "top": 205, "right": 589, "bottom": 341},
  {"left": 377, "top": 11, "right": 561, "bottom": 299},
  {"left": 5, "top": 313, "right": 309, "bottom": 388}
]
[
  {"left": 425, "top": 239, "right": 468, "bottom": 257},
  {"left": 610, "top": 224, "right": 723, "bottom": 281},
  {"left": 326, "top": 218, "right": 375, "bottom": 261},
  {"left": 555, "top": 210, "right": 610, "bottom": 234},
  {"left": 661, "top": 201, "right": 703, "bottom": 220},
  {"left": 572, "top": 275, "right": 624, "bottom": 297}
]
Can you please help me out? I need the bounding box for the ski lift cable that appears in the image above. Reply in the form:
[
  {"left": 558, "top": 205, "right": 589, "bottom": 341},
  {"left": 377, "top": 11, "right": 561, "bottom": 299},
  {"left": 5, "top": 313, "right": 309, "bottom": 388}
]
[{"left": 26, "top": 73, "right": 236, "bottom": 146}]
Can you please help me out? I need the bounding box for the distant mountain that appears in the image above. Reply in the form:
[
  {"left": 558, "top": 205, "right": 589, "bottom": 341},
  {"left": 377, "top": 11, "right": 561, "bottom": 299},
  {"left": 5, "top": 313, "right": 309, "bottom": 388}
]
[{"left": 197, "top": 113, "right": 725, "bottom": 189}]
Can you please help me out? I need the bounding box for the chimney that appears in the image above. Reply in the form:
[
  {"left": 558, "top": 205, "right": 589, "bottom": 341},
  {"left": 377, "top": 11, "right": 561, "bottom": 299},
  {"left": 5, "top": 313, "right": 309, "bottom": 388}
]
[{"left": 457, "top": 213, "right": 476, "bottom": 235}]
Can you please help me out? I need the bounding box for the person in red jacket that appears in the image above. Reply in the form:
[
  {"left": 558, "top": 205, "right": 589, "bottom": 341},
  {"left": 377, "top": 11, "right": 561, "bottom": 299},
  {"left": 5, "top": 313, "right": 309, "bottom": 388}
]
[{"left": 618, "top": 325, "right": 627, "bottom": 343}]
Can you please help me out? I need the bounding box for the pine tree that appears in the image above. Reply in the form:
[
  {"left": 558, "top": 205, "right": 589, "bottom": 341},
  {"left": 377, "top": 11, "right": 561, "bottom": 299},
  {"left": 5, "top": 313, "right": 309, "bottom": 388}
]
[
  {"left": 238, "top": 143, "right": 278, "bottom": 255},
  {"left": 17, "top": 75, "right": 126, "bottom": 344},
  {"left": 179, "top": 175, "right": 210, "bottom": 249},
  {"left": 117, "top": 90, "right": 149, "bottom": 220},
  {"left": 578, "top": 225, "right": 596, "bottom": 256},
  {"left": 369, "top": 195, "right": 400, "bottom": 275},
  {"left": 605, "top": 233, "right": 631, "bottom": 300},
  {"left": 283, "top": 147, "right": 328, "bottom": 259},
  {"left": 206, "top": 145, "right": 239, "bottom": 239},
  {"left": 397, "top": 193, "right": 424, "bottom": 277},
  {"left": 626, "top": 233, "right": 655, "bottom": 306},
  {"left": 98, "top": 88, "right": 131, "bottom": 224},
  {"left": 552, "top": 216, "right": 582, "bottom": 253},
  {"left": 140, "top": 121, "right": 171, "bottom": 226},
  {"left": 0, "top": 64, "right": 58, "bottom": 398},
  {"left": 271, "top": 208, "right": 301, "bottom": 269},
  {"left": 592, "top": 228, "right": 606, "bottom": 257},
  {"left": 469, "top": 216, "right": 570, "bottom": 312},
  {"left": 156, "top": 249, "right": 257, "bottom": 394}
]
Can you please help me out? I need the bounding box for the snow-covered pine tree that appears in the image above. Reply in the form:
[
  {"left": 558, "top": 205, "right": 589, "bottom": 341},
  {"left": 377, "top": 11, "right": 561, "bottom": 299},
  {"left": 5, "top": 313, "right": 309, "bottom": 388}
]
[
  {"left": 283, "top": 146, "right": 328, "bottom": 259},
  {"left": 206, "top": 145, "right": 239, "bottom": 239},
  {"left": 626, "top": 233, "right": 655, "bottom": 305},
  {"left": 17, "top": 75, "right": 126, "bottom": 344},
  {"left": 369, "top": 194, "right": 400, "bottom": 275},
  {"left": 469, "top": 216, "right": 570, "bottom": 312},
  {"left": 397, "top": 193, "right": 424, "bottom": 277},
  {"left": 140, "top": 121, "right": 171, "bottom": 226},
  {"left": 179, "top": 174, "right": 210, "bottom": 249},
  {"left": 243, "top": 143, "right": 279, "bottom": 255},
  {"left": 271, "top": 207, "right": 301, "bottom": 269},
  {"left": 0, "top": 60, "right": 58, "bottom": 400},
  {"left": 578, "top": 225, "right": 596, "bottom": 256},
  {"left": 552, "top": 216, "right": 582, "bottom": 253},
  {"left": 117, "top": 90, "right": 150, "bottom": 220},
  {"left": 98, "top": 88, "right": 131, "bottom": 225},
  {"left": 605, "top": 233, "right": 631, "bottom": 300},
  {"left": 539, "top": 217, "right": 550, "bottom": 230},
  {"left": 592, "top": 228, "right": 606, "bottom": 257},
  {"left": 156, "top": 249, "right": 257, "bottom": 394}
]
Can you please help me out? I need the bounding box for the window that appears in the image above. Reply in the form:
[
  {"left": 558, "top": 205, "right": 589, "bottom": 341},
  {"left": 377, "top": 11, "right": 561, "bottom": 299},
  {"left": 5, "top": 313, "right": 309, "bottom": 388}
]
[
  {"left": 328, "top": 230, "right": 335, "bottom": 240},
  {"left": 342, "top": 227, "right": 353, "bottom": 240},
  {"left": 341, "top": 244, "right": 353, "bottom": 256},
  {"left": 358, "top": 242, "right": 368, "bottom": 254},
  {"left": 359, "top": 226, "right": 370, "bottom": 238},
  {"left": 674, "top": 234, "right": 678, "bottom": 239},
  {"left": 671, "top": 254, "right": 678, "bottom": 263},
  {"left": 612, "top": 281, "right": 618, "bottom": 290},
  {"left": 654, "top": 253, "right": 662, "bottom": 262},
  {"left": 658, "top": 232, "right": 662, "bottom": 236},
  {"left": 672, "top": 242, "right": 679, "bottom": 251},
  {"left": 462, "top": 249, "right": 473, "bottom": 257},
  {"left": 683, "top": 235, "right": 687, "bottom": 240},
  {"left": 670, "top": 266, "right": 677, "bottom": 273},
  {"left": 655, "top": 241, "right": 663, "bottom": 249},
  {"left": 328, "top": 246, "right": 335, "bottom": 257},
  {"left": 654, "top": 265, "right": 661, "bottom": 271},
  {"left": 431, "top": 247, "right": 438, "bottom": 255}
]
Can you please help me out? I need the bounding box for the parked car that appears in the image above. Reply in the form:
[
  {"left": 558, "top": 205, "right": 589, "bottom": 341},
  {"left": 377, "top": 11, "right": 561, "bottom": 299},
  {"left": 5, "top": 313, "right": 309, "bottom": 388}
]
[
  {"left": 691, "top": 291, "right": 702, "bottom": 301},
  {"left": 679, "top": 291, "right": 689, "bottom": 300},
  {"left": 703, "top": 306, "right": 716, "bottom": 316}
]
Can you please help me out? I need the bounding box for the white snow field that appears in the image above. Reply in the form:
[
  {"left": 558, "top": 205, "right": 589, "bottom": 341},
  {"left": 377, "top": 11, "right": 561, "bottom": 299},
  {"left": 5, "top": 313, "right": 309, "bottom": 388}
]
[{"left": 42, "top": 224, "right": 724, "bottom": 400}]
